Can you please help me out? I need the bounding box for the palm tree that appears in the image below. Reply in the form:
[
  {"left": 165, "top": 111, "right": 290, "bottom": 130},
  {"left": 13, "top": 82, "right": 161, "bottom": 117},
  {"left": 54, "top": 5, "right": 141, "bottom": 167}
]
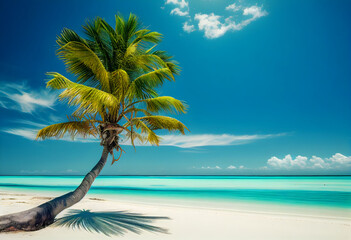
[{"left": 0, "top": 13, "right": 188, "bottom": 232}]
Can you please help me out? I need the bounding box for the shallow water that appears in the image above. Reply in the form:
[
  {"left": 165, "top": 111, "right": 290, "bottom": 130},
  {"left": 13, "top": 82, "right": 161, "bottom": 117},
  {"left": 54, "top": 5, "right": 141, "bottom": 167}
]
[{"left": 0, "top": 176, "right": 350, "bottom": 209}]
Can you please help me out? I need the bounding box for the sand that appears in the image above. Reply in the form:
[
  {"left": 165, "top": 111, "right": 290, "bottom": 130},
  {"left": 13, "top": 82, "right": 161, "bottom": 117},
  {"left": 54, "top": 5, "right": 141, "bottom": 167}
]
[{"left": 0, "top": 190, "right": 350, "bottom": 240}]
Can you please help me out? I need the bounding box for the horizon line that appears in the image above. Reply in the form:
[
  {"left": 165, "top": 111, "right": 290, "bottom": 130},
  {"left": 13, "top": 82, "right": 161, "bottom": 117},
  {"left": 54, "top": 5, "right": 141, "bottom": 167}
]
[{"left": 1, "top": 174, "right": 350, "bottom": 177}]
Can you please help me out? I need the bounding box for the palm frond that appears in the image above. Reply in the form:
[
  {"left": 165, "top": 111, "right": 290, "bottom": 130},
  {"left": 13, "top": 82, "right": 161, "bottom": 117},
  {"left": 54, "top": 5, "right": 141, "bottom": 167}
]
[
  {"left": 129, "top": 119, "right": 160, "bottom": 145},
  {"left": 100, "top": 19, "right": 123, "bottom": 70},
  {"left": 57, "top": 28, "right": 87, "bottom": 47},
  {"left": 124, "top": 14, "right": 140, "bottom": 44},
  {"left": 140, "top": 96, "right": 187, "bottom": 114},
  {"left": 82, "top": 18, "right": 113, "bottom": 71},
  {"left": 134, "top": 68, "right": 174, "bottom": 86},
  {"left": 47, "top": 73, "right": 119, "bottom": 118},
  {"left": 110, "top": 69, "right": 130, "bottom": 101},
  {"left": 133, "top": 116, "right": 188, "bottom": 135},
  {"left": 123, "top": 108, "right": 152, "bottom": 117},
  {"left": 130, "top": 30, "right": 162, "bottom": 51},
  {"left": 153, "top": 50, "right": 181, "bottom": 75},
  {"left": 115, "top": 14, "right": 126, "bottom": 40},
  {"left": 126, "top": 79, "right": 158, "bottom": 101},
  {"left": 127, "top": 53, "right": 167, "bottom": 72},
  {"left": 126, "top": 68, "right": 173, "bottom": 101},
  {"left": 124, "top": 130, "right": 147, "bottom": 146},
  {"left": 57, "top": 41, "right": 110, "bottom": 91},
  {"left": 36, "top": 120, "right": 97, "bottom": 140}
]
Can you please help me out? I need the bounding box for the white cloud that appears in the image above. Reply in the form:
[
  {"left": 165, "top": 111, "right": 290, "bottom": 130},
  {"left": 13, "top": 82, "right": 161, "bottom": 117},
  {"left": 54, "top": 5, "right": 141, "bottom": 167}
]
[
  {"left": 194, "top": 5, "right": 268, "bottom": 39},
  {"left": 0, "top": 101, "right": 7, "bottom": 109},
  {"left": 195, "top": 6, "right": 268, "bottom": 39},
  {"left": 0, "top": 82, "right": 57, "bottom": 114},
  {"left": 183, "top": 21, "right": 195, "bottom": 33},
  {"left": 201, "top": 166, "right": 221, "bottom": 170},
  {"left": 194, "top": 13, "right": 229, "bottom": 39},
  {"left": 2, "top": 127, "right": 98, "bottom": 143},
  {"left": 152, "top": 133, "right": 284, "bottom": 148},
  {"left": 243, "top": 6, "right": 267, "bottom": 18},
  {"left": 165, "top": 0, "right": 189, "bottom": 18},
  {"left": 171, "top": 8, "right": 189, "bottom": 16},
  {"left": 45, "top": 114, "right": 64, "bottom": 123},
  {"left": 165, "top": 0, "right": 188, "bottom": 9},
  {"left": 226, "top": 3, "right": 241, "bottom": 12},
  {"left": 62, "top": 169, "right": 78, "bottom": 174},
  {"left": 227, "top": 165, "right": 245, "bottom": 170},
  {"left": 3, "top": 128, "right": 39, "bottom": 140},
  {"left": 266, "top": 153, "right": 351, "bottom": 170},
  {"left": 14, "top": 119, "right": 47, "bottom": 128},
  {"left": 309, "top": 156, "right": 329, "bottom": 169},
  {"left": 203, "top": 165, "right": 246, "bottom": 170},
  {"left": 164, "top": 1, "right": 268, "bottom": 38},
  {"left": 268, "top": 155, "right": 308, "bottom": 169},
  {"left": 329, "top": 153, "right": 351, "bottom": 165}
]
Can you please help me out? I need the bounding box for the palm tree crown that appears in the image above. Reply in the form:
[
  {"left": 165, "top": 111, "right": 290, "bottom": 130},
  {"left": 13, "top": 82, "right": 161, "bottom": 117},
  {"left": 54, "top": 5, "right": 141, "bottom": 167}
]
[{"left": 37, "top": 13, "right": 188, "bottom": 163}]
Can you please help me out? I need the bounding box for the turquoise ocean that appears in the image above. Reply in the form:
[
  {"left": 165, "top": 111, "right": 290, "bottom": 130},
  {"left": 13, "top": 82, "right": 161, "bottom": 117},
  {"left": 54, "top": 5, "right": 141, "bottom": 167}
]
[{"left": 1, "top": 176, "right": 350, "bottom": 211}]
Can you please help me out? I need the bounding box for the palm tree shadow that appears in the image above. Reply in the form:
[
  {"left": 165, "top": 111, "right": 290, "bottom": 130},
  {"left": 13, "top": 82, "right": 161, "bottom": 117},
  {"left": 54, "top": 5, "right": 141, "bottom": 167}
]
[{"left": 53, "top": 209, "right": 170, "bottom": 236}]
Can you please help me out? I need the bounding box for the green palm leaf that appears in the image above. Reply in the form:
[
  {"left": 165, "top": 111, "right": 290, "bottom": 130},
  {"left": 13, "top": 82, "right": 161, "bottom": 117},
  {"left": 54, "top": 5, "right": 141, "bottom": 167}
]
[
  {"left": 153, "top": 50, "right": 181, "bottom": 75},
  {"left": 129, "top": 119, "right": 160, "bottom": 145},
  {"left": 134, "top": 116, "right": 188, "bottom": 134},
  {"left": 82, "top": 18, "right": 113, "bottom": 71},
  {"left": 47, "top": 73, "right": 119, "bottom": 118},
  {"left": 140, "top": 96, "right": 187, "bottom": 114},
  {"left": 37, "top": 120, "right": 97, "bottom": 140},
  {"left": 126, "top": 68, "right": 174, "bottom": 101},
  {"left": 57, "top": 41, "right": 110, "bottom": 91},
  {"left": 110, "top": 69, "right": 130, "bottom": 101}
]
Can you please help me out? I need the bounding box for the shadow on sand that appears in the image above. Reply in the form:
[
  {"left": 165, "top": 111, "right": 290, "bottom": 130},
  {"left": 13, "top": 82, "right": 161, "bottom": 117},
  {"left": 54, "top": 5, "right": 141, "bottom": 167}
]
[{"left": 53, "top": 209, "right": 170, "bottom": 236}]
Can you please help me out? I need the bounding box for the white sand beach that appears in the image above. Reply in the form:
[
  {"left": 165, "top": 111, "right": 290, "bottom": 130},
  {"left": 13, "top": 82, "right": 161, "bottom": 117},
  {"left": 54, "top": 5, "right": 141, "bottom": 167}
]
[{"left": 0, "top": 190, "right": 350, "bottom": 240}]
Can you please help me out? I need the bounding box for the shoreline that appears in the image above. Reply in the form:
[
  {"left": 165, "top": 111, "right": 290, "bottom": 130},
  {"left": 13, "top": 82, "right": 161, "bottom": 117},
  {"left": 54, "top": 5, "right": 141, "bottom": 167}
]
[{"left": 1, "top": 186, "right": 350, "bottom": 220}]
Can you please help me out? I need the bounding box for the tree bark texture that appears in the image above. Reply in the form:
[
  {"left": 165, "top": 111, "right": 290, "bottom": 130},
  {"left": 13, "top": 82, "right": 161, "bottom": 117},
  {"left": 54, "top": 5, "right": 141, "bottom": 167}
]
[{"left": 0, "top": 146, "right": 110, "bottom": 232}]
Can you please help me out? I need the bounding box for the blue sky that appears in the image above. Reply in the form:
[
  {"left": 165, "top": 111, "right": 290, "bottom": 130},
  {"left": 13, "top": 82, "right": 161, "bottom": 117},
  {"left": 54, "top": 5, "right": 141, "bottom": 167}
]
[{"left": 0, "top": 0, "right": 350, "bottom": 175}]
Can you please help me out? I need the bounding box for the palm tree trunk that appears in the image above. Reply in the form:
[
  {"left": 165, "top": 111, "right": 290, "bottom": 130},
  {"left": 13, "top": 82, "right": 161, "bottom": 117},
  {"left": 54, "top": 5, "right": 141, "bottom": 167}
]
[{"left": 0, "top": 146, "right": 110, "bottom": 232}]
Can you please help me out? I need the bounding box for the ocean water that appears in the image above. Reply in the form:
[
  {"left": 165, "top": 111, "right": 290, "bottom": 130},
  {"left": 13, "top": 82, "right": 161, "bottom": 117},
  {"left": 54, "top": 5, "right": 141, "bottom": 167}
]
[{"left": 0, "top": 176, "right": 350, "bottom": 209}]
